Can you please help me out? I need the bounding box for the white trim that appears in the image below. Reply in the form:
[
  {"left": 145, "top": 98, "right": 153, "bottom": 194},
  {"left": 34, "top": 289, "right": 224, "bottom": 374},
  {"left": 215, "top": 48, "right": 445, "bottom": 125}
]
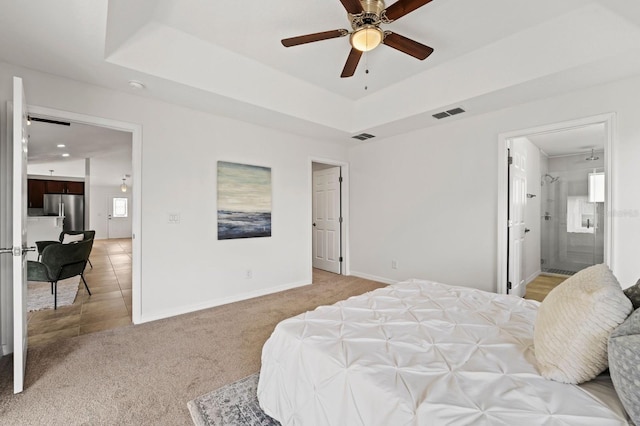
[
  {"left": 27, "top": 105, "right": 143, "bottom": 324},
  {"left": 1, "top": 102, "right": 12, "bottom": 355},
  {"left": 349, "top": 270, "right": 396, "bottom": 285},
  {"left": 309, "top": 157, "right": 350, "bottom": 276},
  {"left": 139, "top": 279, "right": 310, "bottom": 323},
  {"left": 497, "top": 113, "right": 615, "bottom": 295},
  {"left": 526, "top": 269, "right": 541, "bottom": 285}
]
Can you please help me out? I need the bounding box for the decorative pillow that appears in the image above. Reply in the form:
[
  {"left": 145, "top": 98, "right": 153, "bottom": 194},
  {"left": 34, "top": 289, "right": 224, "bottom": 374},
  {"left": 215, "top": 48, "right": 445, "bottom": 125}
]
[
  {"left": 623, "top": 279, "right": 640, "bottom": 310},
  {"left": 533, "top": 264, "right": 632, "bottom": 384},
  {"left": 61, "top": 233, "right": 84, "bottom": 244},
  {"left": 608, "top": 308, "right": 640, "bottom": 425}
]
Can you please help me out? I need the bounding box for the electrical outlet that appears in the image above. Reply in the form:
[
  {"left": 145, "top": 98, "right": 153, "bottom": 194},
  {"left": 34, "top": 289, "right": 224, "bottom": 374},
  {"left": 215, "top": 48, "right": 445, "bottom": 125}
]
[
  {"left": 391, "top": 260, "right": 398, "bottom": 269},
  {"left": 168, "top": 213, "right": 180, "bottom": 224},
  {"left": 245, "top": 269, "right": 253, "bottom": 279}
]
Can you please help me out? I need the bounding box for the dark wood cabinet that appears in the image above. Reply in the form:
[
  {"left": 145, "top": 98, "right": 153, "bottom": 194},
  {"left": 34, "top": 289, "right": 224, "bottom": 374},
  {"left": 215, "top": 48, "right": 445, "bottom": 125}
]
[
  {"left": 65, "top": 181, "right": 84, "bottom": 194},
  {"left": 27, "top": 179, "right": 46, "bottom": 208},
  {"left": 28, "top": 179, "right": 85, "bottom": 209},
  {"left": 45, "top": 180, "right": 66, "bottom": 194}
]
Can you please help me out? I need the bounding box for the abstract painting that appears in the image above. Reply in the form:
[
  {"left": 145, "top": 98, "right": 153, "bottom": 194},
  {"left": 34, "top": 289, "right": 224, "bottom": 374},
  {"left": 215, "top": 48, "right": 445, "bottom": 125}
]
[{"left": 217, "top": 161, "right": 272, "bottom": 240}]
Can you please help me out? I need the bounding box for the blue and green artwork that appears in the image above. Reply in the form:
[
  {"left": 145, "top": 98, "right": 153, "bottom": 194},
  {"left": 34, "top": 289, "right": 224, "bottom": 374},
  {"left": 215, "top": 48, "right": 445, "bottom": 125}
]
[{"left": 217, "top": 161, "right": 271, "bottom": 240}]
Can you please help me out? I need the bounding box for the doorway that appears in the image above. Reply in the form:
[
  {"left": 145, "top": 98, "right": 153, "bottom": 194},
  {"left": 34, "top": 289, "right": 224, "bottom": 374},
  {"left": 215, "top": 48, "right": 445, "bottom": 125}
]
[
  {"left": 24, "top": 110, "right": 137, "bottom": 345},
  {"left": 497, "top": 113, "right": 614, "bottom": 295},
  {"left": 311, "top": 159, "right": 350, "bottom": 276},
  {"left": 25, "top": 105, "right": 142, "bottom": 323}
]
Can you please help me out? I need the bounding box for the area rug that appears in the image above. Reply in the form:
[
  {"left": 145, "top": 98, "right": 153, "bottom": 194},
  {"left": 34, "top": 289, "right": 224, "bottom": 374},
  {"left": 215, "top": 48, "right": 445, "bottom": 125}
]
[
  {"left": 188, "top": 373, "right": 281, "bottom": 426},
  {"left": 28, "top": 277, "right": 80, "bottom": 312}
]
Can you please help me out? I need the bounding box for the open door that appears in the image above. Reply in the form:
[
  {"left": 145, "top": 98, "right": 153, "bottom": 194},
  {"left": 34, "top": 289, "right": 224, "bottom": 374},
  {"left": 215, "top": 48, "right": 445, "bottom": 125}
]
[
  {"left": 312, "top": 166, "right": 342, "bottom": 274},
  {"left": 11, "top": 77, "right": 31, "bottom": 393},
  {"left": 507, "top": 139, "right": 527, "bottom": 297}
]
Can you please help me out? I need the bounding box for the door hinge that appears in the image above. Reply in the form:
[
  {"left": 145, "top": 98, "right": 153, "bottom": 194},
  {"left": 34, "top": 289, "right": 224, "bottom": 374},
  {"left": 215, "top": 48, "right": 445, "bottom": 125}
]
[
  {"left": 339, "top": 217, "right": 343, "bottom": 223},
  {"left": 339, "top": 257, "right": 343, "bottom": 262},
  {"left": 507, "top": 281, "right": 512, "bottom": 291},
  {"left": 508, "top": 156, "right": 513, "bottom": 166},
  {"left": 338, "top": 176, "right": 343, "bottom": 183}
]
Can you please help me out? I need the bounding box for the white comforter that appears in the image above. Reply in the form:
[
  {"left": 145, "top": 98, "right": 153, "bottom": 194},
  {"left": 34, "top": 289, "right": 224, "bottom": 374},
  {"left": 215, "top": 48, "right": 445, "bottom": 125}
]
[{"left": 258, "top": 280, "right": 628, "bottom": 425}]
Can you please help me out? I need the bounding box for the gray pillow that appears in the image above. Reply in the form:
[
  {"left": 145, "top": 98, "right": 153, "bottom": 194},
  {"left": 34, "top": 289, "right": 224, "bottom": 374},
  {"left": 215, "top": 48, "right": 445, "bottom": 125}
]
[
  {"left": 624, "top": 279, "right": 640, "bottom": 310},
  {"left": 608, "top": 308, "right": 640, "bottom": 425}
]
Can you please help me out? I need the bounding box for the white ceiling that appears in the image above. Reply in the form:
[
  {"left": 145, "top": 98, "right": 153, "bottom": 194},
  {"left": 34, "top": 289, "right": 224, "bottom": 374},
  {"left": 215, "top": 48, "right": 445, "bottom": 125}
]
[
  {"left": 28, "top": 118, "right": 131, "bottom": 163},
  {"left": 527, "top": 123, "right": 605, "bottom": 158},
  {"left": 1, "top": 0, "right": 640, "bottom": 143},
  {"left": 26, "top": 116, "right": 132, "bottom": 186}
]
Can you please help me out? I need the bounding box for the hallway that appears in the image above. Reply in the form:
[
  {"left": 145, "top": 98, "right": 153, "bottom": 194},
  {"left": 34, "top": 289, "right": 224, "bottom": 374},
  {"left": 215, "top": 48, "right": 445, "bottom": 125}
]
[{"left": 27, "top": 238, "right": 132, "bottom": 347}]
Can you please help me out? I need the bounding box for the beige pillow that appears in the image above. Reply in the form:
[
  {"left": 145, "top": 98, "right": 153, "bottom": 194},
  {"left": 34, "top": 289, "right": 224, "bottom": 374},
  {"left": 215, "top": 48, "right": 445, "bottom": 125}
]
[
  {"left": 533, "top": 264, "right": 632, "bottom": 384},
  {"left": 62, "top": 233, "right": 84, "bottom": 244}
]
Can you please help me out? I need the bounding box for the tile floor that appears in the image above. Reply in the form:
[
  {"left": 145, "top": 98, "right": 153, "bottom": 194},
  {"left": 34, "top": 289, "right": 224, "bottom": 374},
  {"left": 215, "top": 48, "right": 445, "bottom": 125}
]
[{"left": 27, "top": 238, "right": 132, "bottom": 347}]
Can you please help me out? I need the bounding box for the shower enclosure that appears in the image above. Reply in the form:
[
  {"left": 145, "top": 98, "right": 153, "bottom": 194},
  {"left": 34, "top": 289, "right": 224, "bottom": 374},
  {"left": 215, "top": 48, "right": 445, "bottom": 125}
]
[{"left": 540, "top": 153, "right": 604, "bottom": 275}]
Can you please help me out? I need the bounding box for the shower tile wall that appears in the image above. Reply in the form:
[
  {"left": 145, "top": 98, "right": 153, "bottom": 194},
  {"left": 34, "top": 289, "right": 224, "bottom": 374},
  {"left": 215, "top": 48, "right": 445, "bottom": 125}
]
[{"left": 541, "top": 152, "right": 604, "bottom": 274}]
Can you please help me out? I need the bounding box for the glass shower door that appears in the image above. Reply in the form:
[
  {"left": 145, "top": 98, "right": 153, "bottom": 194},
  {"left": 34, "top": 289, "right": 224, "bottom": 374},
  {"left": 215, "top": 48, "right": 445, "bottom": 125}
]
[{"left": 540, "top": 168, "right": 604, "bottom": 275}]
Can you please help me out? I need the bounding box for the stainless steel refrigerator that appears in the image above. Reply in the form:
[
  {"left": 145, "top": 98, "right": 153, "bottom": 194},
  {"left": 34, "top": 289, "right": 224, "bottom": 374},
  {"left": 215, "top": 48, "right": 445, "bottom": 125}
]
[{"left": 43, "top": 194, "right": 84, "bottom": 232}]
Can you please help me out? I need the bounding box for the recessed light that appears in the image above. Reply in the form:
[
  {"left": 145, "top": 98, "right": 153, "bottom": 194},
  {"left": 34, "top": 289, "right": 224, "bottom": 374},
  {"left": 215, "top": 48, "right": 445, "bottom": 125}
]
[
  {"left": 62, "top": 153, "right": 70, "bottom": 157},
  {"left": 57, "top": 144, "right": 66, "bottom": 148},
  {"left": 128, "top": 80, "right": 145, "bottom": 90}
]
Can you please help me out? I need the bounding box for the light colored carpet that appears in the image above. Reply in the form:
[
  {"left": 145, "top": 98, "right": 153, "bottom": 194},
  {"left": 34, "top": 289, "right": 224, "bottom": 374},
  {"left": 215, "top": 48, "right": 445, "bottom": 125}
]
[
  {"left": 28, "top": 277, "right": 80, "bottom": 312},
  {"left": 188, "top": 373, "right": 279, "bottom": 426},
  {"left": 0, "top": 270, "right": 383, "bottom": 425}
]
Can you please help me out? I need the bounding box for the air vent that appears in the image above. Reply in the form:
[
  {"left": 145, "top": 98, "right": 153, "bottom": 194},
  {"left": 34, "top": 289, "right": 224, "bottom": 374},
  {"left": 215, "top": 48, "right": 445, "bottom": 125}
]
[
  {"left": 352, "top": 133, "right": 376, "bottom": 141},
  {"left": 432, "top": 107, "right": 466, "bottom": 120}
]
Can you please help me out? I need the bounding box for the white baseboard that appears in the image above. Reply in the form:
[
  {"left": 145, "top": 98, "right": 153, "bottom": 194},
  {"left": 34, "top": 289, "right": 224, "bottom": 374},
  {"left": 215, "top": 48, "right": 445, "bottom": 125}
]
[
  {"left": 349, "top": 270, "right": 396, "bottom": 285},
  {"left": 139, "top": 279, "right": 310, "bottom": 324}
]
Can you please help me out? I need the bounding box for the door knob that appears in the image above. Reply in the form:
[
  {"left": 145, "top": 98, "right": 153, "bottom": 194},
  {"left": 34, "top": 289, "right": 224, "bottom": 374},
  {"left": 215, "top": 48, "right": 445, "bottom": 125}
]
[
  {"left": 312, "top": 223, "right": 316, "bottom": 227},
  {"left": 524, "top": 228, "right": 531, "bottom": 233}
]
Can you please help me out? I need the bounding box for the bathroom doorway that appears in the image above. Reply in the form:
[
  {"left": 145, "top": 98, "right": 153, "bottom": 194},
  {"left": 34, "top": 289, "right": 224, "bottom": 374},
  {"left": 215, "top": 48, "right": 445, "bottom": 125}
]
[{"left": 497, "top": 113, "right": 613, "bottom": 295}]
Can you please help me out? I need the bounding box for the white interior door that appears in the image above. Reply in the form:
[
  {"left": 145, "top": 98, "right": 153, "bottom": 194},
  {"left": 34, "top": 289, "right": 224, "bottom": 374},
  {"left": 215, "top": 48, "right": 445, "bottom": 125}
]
[
  {"left": 12, "top": 77, "right": 30, "bottom": 393},
  {"left": 312, "top": 167, "right": 341, "bottom": 274},
  {"left": 508, "top": 139, "right": 527, "bottom": 297},
  {"left": 107, "top": 195, "right": 131, "bottom": 239}
]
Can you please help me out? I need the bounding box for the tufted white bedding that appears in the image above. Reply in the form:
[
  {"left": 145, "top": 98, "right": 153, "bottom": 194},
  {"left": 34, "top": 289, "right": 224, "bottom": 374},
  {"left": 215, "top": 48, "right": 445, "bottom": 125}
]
[{"left": 258, "top": 279, "right": 629, "bottom": 425}]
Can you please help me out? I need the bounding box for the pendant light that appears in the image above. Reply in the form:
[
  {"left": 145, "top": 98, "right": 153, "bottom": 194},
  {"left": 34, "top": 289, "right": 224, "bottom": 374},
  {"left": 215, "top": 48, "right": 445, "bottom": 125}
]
[{"left": 120, "top": 177, "right": 127, "bottom": 193}]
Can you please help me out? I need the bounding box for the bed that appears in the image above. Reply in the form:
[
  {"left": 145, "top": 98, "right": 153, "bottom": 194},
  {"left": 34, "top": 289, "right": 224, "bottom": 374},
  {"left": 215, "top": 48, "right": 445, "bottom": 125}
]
[{"left": 257, "top": 279, "right": 630, "bottom": 425}]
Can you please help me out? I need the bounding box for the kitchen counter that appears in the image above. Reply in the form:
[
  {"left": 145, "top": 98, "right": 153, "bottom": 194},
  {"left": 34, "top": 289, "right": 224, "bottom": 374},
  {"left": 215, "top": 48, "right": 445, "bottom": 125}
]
[{"left": 27, "top": 216, "right": 64, "bottom": 261}]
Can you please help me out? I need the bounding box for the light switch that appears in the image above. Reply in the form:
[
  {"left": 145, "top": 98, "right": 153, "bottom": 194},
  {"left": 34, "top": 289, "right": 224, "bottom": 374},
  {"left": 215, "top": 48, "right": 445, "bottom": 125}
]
[{"left": 168, "top": 213, "right": 180, "bottom": 224}]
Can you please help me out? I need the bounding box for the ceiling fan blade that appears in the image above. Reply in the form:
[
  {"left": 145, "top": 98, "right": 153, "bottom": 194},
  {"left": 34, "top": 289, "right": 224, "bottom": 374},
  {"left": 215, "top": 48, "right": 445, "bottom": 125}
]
[
  {"left": 383, "top": 32, "right": 433, "bottom": 60},
  {"left": 339, "top": 0, "right": 364, "bottom": 15},
  {"left": 341, "top": 48, "right": 363, "bottom": 78},
  {"left": 383, "top": 0, "right": 433, "bottom": 21},
  {"left": 282, "top": 29, "right": 348, "bottom": 47}
]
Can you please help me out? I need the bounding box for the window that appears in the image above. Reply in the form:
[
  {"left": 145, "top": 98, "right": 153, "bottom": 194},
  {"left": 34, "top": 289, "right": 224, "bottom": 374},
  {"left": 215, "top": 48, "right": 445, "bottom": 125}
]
[
  {"left": 588, "top": 172, "right": 605, "bottom": 203},
  {"left": 113, "top": 198, "right": 128, "bottom": 218}
]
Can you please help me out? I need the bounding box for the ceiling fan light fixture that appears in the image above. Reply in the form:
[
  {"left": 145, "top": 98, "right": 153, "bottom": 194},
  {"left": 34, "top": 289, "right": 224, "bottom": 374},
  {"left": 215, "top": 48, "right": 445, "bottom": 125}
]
[{"left": 350, "top": 26, "right": 383, "bottom": 52}]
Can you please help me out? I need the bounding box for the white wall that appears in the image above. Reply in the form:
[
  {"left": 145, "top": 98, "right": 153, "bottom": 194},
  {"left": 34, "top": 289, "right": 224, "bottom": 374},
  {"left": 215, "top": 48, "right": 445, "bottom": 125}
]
[
  {"left": 28, "top": 159, "right": 85, "bottom": 177},
  {"left": 349, "top": 74, "right": 640, "bottom": 291},
  {"left": 0, "top": 62, "right": 348, "bottom": 324}
]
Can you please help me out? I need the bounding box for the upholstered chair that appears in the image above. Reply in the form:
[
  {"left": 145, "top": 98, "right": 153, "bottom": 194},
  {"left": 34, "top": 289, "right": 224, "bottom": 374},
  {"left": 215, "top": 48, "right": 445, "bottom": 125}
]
[
  {"left": 27, "top": 238, "right": 93, "bottom": 309},
  {"left": 36, "top": 230, "right": 96, "bottom": 268}
]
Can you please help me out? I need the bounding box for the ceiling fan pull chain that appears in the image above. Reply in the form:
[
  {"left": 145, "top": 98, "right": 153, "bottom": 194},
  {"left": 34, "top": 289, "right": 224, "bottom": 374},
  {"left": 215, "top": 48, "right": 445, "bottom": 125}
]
[{"left": 364, "top": 53, "right": 369, "bottom": 90}]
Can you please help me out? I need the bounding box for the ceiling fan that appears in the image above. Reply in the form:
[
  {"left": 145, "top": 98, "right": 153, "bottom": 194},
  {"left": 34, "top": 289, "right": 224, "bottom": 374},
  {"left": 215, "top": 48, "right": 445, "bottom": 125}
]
[{"left": 281, "top": 0, "right": 435, "bottom": 78}]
